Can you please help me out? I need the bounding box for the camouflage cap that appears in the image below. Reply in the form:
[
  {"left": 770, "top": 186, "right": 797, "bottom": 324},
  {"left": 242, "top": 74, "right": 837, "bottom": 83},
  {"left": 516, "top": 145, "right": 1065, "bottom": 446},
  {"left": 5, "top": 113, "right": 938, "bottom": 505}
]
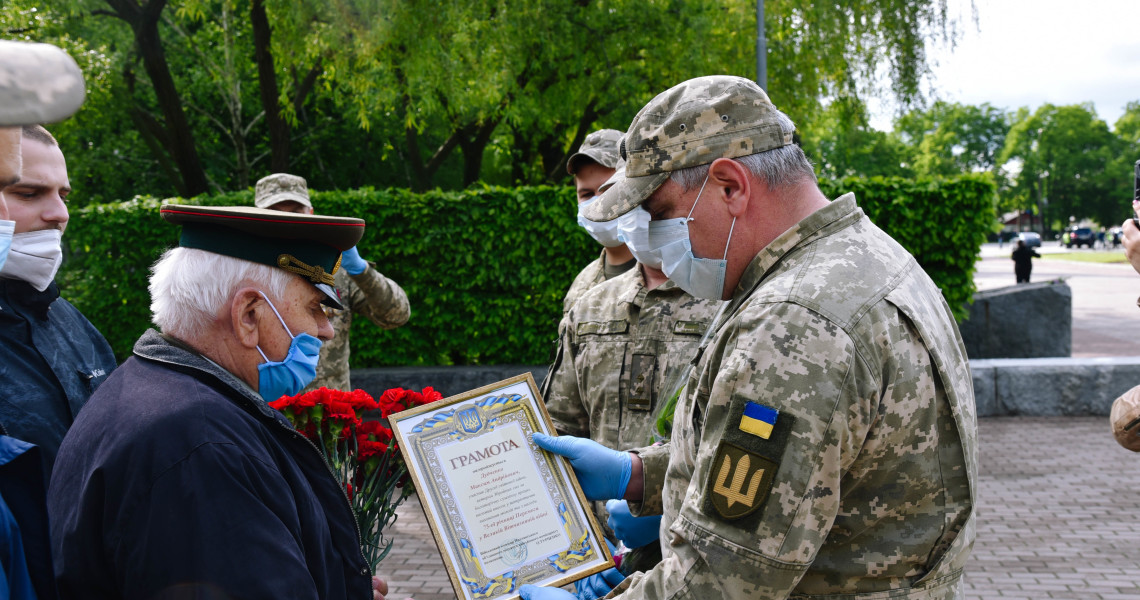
[
  {"left": 0, "top": 40, "right": 86, "bottom": 127},
  {"left": 254, "top": 173, "right": 313, "bottom": 210},
  {"left": 159, "top": 204, "right": 364, "bottom": 309},
  {"left": 567, "top": 129, "right": 624, "bottom": 174},
  {"left": 598, "top": 162, "right": 626, "bottom": 195},
  {"left": 1111, "top": 385, "right": 1140, "bottom": 452},
  {"left": 583, "top": 75, "right": 795, "bottom": 222}
]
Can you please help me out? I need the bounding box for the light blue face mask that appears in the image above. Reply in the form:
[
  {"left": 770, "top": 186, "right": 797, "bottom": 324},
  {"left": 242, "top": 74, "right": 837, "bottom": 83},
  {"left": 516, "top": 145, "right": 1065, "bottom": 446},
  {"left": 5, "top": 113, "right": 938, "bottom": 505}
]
[
  {"left": 623, "top": 175, "right": 736, "bottom": 300},
  {"left": 577, "top": 196, "right": 627, "bottom": 248},
  {"left": 256, "top": 291, "right": 323, "bottom": 401},
  {"left": 0, "top": 220, "right": 13, "bottom": 271}
]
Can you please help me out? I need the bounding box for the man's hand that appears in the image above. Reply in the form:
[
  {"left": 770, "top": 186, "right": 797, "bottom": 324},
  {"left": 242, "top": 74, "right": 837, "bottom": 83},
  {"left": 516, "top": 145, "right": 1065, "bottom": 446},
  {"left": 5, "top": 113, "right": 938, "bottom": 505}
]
[
  {"left": 341, "top": 246, "right": 369, "bottom": 275},
  {"left": 1123, "top": 213, "right": 1140, "bottom": 276},
  {"left": 531, "top": 433, "right": 631, "bottom": 501},
  {"left": 605, "top": 500, "right": 661, "bottom": 549},
  {"left": 519, "top": 584, "right": 577, "bottom": 600}
]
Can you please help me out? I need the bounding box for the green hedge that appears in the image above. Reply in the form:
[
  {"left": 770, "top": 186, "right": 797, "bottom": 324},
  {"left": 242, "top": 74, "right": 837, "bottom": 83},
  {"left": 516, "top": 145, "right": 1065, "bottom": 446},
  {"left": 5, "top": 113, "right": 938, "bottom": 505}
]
[{"left": 60, "top": 176, "right": 993, "bottom": 366}]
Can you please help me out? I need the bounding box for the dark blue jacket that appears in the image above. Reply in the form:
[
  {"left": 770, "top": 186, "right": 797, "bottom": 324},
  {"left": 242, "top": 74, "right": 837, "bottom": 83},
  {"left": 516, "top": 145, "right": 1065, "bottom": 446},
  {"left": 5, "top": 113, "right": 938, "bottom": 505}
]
[
  {"left": 0, "top": 433, "right": 55, "bottom": 600},
  {"left": 48, "top": 330, "right": 371, "bottom": 600},
  {"left": 0, "top": 279, "right": 116, "bottom": 475}
]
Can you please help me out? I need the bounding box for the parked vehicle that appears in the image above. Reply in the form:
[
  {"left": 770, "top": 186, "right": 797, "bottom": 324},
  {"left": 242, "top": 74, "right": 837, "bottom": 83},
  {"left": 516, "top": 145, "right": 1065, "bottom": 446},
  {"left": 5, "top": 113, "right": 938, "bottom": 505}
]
[
  {"left": 1067, "top": 227, "right": 1095, "bottom": 248},
  {"left": 1017, "top": 232, "right": 1042, "bottom": 248}
]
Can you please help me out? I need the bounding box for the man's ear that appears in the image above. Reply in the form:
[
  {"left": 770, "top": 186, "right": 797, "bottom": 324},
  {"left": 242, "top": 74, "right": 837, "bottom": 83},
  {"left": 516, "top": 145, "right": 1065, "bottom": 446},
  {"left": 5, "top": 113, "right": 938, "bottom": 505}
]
[
  {"left": 230, "top": 287, "right": 263, "bottom": 350},
  {"left": 708, "top": 158, "right": 751, "bottom": 218}
]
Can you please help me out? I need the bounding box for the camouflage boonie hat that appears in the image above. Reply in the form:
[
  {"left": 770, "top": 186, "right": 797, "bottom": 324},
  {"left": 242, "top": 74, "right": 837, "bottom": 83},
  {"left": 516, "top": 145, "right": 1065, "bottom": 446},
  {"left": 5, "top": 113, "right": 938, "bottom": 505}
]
[
  {"left": 255, "top": 173, "right": 313, "bottom": 210},
  {"left": 0, "top": 40, "right": 86, "bottom": 126},
  {"left": 567, "top": 129, "right": 624, "bottom": 174},
  {"left": 583, "top": 75, "right": 795, "bottom": 222},
  {"left": 1111, "top": 385, "right": 1140, "bottom": 451}
]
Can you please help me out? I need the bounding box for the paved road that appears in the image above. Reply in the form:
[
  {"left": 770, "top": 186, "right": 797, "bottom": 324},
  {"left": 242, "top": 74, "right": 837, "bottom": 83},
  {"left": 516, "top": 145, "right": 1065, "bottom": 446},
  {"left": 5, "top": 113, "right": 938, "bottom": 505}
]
[
  {"left": 974, "top": 243, "right": 1140, "bottom": 357},
  {"left": 379, "top": 417, "right": 1140, "bottom": 600}
]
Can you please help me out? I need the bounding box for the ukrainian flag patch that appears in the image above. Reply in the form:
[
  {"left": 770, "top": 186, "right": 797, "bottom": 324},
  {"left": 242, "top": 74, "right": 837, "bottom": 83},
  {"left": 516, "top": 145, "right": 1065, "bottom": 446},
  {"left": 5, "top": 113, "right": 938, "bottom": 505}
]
[{"left": 739, "top": 402, "right": 777, "bottom": 439}]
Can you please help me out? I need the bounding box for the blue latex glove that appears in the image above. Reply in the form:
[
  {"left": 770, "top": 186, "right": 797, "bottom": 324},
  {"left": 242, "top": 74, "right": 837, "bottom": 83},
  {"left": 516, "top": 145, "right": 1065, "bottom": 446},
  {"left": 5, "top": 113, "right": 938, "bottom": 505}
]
[
  {"left": 575, "top": 566, "right": 625, "bottom": 599},
  {"left": 531, "top": 433, "right": 631, "bottom": 501},
  {"left": 519, "top": 584, "right": 576, "bottom": 600},
  {"left": 340, "top": 246, "right": 368, "bottom": 275},
  {"left": 574, "top": 539, "right": 625, "bottom": 599},
  {"left": 606, "top": 499, "right": 662, "bottom": 549}
]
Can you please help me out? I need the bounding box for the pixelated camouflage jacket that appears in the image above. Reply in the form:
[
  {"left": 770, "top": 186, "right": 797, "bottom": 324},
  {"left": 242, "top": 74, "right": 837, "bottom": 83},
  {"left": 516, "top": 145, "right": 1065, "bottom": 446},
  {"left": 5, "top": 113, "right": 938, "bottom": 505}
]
[
  {"left": 561, "top": 249, "right": 636, "bottom": 315},
  {"left": 611, "top": 194, "right": 978, "bottom": 600},
  {"left": 304, "top": 265, "right": 410, "bottom": 392},
  {"left": 543, "top": 267, "right": 720, "bottom": 450}
]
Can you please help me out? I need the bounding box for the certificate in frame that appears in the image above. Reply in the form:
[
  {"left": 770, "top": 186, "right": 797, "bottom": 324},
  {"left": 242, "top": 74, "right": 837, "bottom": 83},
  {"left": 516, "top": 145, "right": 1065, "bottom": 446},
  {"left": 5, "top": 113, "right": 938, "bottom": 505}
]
[{"left": 391, "top": 373, "right": 613, "bottom": 600}]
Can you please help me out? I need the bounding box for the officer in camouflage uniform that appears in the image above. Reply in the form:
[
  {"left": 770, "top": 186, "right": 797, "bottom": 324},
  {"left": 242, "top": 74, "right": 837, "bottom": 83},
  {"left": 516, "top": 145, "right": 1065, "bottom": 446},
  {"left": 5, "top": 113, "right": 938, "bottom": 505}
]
[
  {"left": 562, "top": 129, "right": 636, "bottom": 315},
  {"left": 542, "top": 225, "right": 721, "bottom": 574},
  {"left": 524, "top": 76, "right": 977, "bottom": 600},
  {"left": 255, "top": 173, "right": 410, "bottom": 391}
]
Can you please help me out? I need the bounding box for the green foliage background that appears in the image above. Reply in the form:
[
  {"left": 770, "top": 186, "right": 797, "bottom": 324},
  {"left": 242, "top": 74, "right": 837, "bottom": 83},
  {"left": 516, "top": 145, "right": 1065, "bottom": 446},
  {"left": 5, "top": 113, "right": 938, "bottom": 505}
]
[{"left": 60, "top": 176, "right": 994, "bottom": 365}]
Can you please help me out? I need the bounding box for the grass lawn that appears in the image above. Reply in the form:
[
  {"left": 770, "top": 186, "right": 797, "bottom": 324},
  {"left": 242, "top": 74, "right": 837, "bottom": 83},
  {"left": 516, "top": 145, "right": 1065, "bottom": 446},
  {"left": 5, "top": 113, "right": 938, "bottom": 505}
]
[{"left": 1040, "top": 251, "right": 1129, "bottom": 264}]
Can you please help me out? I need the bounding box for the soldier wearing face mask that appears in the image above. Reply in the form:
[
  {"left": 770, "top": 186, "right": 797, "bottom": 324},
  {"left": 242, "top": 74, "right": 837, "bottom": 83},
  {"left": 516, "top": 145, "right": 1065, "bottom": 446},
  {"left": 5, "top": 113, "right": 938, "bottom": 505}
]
[
  {"left": 0, "top": 123, "right": 117, "bottom": 478},
  {"left": 542, "top": 165, "right": 722, "bottom": 581},
  {"left": 561, "top": 129, "right": 637, "bottom": 316}
]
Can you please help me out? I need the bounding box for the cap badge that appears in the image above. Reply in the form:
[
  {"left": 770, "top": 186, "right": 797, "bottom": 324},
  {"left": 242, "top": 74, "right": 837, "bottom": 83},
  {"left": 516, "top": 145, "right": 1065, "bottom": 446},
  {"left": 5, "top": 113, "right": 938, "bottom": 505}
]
[{"left": 277, "top": 253, "right": 339, "bottom": 285}]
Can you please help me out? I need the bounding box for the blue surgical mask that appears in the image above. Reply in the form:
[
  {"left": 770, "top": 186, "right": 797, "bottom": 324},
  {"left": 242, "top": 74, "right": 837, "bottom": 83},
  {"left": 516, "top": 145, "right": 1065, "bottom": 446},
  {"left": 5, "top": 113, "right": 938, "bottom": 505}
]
[
  {"left": 625, "top": 174, "right": 736, "bottom": 300},
  {"left": 255, "top": 291, "right": 323, "bottom": 401},
  {"left": 577, "top": 197, "right": 627, "bottom": 248},
  {"left": 0, "top": 220, "right": 13, "bottom": 271}
]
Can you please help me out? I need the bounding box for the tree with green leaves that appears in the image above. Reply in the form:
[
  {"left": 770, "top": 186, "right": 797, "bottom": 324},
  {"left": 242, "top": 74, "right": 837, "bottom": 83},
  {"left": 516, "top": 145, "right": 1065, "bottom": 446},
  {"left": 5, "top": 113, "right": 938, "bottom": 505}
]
[
  {"left": 895, "top": 100, "right": 1010, "bottom": 177},
  {"left": 1000, "top": 103, "right": 1130, "bottom": 232},
  {"left": 8, "top": 0, "right": 968, "bottom": 201},
  {"left": 799, "top": 96, "right": 913, "bottom": 179}
]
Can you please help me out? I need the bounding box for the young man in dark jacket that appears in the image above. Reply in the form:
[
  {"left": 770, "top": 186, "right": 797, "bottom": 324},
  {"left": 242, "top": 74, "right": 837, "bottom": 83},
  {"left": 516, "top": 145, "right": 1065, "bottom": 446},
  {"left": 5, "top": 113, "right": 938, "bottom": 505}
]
[
  {"left": 0, "top": 124, "right": 117, "bottom": 478},
  {"left": 48, "top": 205, "right": 391, "bottom": 599}
]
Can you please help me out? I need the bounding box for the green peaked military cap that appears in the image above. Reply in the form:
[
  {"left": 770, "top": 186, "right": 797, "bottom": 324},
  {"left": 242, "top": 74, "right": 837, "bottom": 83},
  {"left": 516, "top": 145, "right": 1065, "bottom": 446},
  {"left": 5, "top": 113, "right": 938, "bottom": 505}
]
[{"left": 160, "top": 204, "right": 365, "bottom": 309}]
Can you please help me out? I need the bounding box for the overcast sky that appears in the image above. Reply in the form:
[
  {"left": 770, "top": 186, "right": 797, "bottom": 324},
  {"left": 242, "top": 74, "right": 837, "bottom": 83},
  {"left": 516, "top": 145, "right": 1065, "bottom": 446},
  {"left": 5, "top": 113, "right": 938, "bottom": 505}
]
[{"left": 868, "top": 0, "right": 1140, "bottom": 131}]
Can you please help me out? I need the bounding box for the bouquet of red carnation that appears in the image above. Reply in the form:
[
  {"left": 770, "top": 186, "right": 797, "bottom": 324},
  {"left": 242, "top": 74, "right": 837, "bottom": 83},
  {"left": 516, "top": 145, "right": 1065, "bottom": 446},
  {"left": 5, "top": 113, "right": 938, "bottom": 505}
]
[{"left": 270, "top": 386, "right": 442, "bottom": 569}]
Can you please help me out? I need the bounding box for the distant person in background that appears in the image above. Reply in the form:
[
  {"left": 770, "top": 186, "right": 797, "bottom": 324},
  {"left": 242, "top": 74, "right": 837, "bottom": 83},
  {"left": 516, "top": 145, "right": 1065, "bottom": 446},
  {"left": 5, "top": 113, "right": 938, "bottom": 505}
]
[
  {"left": 0, "top": 123, "right": 117, "bottom": 477},
  {"left": 561, "top": 129, "right": 636, "bottom": 315},
  {"left": 1012, "top": 239, "right": 1040, "bottom": 283},
  {"left": 255, "top": 173, "right": 410, "bottom": 392}
]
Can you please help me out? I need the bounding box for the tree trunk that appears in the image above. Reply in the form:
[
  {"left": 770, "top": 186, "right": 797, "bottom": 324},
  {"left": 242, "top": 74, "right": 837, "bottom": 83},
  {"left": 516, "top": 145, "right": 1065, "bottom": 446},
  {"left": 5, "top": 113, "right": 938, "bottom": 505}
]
[
  {"left": 251, "top": 0, "right": 290, "bottom": 173},
  {"left": 107, "top": 0, "right": 209, "bottom": 197},
  {"left": 458, "top": 118, "right": 500, "bottom": 187}
]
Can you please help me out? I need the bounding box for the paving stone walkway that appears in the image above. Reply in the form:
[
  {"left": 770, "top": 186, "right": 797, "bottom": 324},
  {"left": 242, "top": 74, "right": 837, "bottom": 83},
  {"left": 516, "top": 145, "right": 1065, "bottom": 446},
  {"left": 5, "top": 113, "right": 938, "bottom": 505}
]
[{"left": 379, "top": 416, "right": 1140, "bottom": 600}]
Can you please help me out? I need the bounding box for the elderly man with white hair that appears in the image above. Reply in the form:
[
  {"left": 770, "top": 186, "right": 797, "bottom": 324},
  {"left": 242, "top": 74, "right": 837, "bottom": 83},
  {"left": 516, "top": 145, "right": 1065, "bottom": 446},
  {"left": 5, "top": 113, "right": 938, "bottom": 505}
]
[{"left": 48, "top": 205, "right": 394, "bottom": 600}]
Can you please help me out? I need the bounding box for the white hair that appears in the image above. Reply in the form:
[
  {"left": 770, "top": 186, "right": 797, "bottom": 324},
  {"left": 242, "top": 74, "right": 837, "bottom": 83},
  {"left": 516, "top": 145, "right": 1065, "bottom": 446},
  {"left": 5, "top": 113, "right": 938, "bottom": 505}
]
[
  {"left": 149, "top": 247, "right": 293, "bottom": 340},
  {"left": 669, "top": 112, "right": 816, "bottom": 193}
]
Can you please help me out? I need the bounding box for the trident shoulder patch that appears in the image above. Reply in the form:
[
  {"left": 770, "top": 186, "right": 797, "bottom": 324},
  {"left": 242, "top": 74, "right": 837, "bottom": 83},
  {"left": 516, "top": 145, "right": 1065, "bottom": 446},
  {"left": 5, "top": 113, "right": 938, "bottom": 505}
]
[
  {"left": 709, "top": 442, "right": 777, "bottom": 519},
  {"left": 703, "top": 400, "right": 795, "bottom": 523}
]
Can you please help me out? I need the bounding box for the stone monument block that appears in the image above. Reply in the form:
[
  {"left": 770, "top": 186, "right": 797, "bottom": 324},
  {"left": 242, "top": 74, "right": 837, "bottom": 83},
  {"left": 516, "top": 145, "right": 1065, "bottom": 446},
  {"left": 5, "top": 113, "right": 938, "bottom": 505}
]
[{"left": 958, "top": 281, "right": 1071, "bottom": 359}]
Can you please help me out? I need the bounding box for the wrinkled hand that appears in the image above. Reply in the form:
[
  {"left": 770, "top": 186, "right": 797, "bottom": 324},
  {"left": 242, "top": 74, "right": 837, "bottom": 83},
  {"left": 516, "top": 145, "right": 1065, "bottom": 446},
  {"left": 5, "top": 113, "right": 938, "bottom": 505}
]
[
  {"left": 1125, "top": 211, "right": 1140, "bottom": 277},
  {"left": 519, "top": 584, "right": 576, "bottom": 600},
  {"left": 531, "top": 433, "right": 631, "bottom": 501},
  {"left": 341, "top": 246, "right": 369, "bottom": 275},
  {"left": 606, "top": 499, "right": 661, "bottom": 549}
]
